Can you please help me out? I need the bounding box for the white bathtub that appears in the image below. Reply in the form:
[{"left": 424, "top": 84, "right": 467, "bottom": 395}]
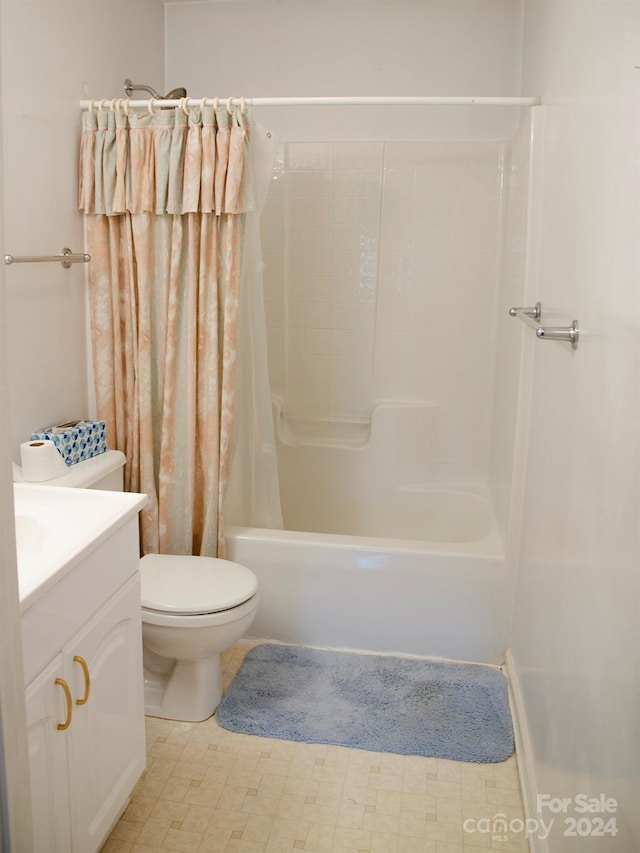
[{"left": 226, "top": 488, "right": 509, "bottom": 665}]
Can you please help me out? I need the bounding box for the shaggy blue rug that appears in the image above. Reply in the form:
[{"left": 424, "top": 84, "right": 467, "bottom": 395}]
[{"left": 216, "top": 644, "right": 514, "bottom": 763}]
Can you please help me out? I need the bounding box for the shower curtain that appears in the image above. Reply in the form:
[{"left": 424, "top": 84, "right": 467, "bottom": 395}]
[
  {"left": 79, "top": 103, "right": 280, "bottom": 556},
  {"left": 224, "top": 122, "right": 283, "bottom": 531}
]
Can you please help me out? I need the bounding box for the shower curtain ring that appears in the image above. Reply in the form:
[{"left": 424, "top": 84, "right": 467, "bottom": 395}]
[
  {"left": 148, "top": 96, "right": 158, "bottom": 116},
  {"left": 239, "top": 96, "right": 246, "bottom": 115},
  {"left": 226, "top": 96, "right": 235, "bottom": 115},
  {"left": 87, "top": 99, "right": 95, "bottom": 113},
  {"left": 109, "top": 98, "right": 119, "bottom": 112},
  {"left": 180, "top": 96, "right": 190, "bottom": 116},
  {"left": 96, "top": 99, "right": 106, "bottom": 112}
]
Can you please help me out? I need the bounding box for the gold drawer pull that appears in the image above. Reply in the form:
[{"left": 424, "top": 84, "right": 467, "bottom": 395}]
[
  {"left": 73, "top": 656, "right": 91, "bottom": 706},
  {"left": 55, "top": 678, "right": 73, "bottom": 731}
]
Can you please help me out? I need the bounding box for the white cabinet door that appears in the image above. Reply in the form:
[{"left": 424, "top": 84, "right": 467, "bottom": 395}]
[
  {"left": 65, "top": 575, "right": 146, "bottom": 853},
  {"left": 25, "top": 654, "right": 73, "bottom": 853}
]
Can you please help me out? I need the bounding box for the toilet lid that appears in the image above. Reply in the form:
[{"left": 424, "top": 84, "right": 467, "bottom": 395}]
[{"left": 140, "top": 554, "right": 258, "bottom": 615}]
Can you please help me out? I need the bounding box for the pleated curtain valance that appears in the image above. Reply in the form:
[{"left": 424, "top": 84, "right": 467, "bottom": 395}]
[{"left": 78, "top": 106, "right": 255, "bottom": 216}]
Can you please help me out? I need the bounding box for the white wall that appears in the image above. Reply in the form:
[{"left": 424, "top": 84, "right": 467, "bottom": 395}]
[
  {"left": 510, "top": 1, "right": 640, "bottom": 849},
  {"left": 1, "top": 0, "right": 164, "bottom": 457},
  {"left": 0, "top": 230, "right": 32, "bottom": 853},
  {"left": 0, "top": 10, "right": 32, "bottom": 843},
  {"left": 165, "top": 0, "right": 524, "bottom": 142},
  {"left": 0, "top": 2, "right": 164, "bottom": 848}
]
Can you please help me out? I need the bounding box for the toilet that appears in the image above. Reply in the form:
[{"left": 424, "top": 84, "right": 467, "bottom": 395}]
[
  {"left": 19, "top": 448, "right": 259, "bottom": 722},
  {"left": 140, "top": 553, "right": 257, "bottom": 721}
]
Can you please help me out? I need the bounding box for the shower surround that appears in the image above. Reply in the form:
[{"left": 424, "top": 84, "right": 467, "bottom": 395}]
[
  {"left": 226, "top": 128, "right": 530, "bottom": 666},
  {"left": 264, "top": 140, "right": 504, "bottom": 484}
]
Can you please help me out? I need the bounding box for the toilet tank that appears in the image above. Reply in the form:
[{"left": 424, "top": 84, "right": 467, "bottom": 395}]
[{"left": 36, "top": 449, "right": 126, "bottom": 491}]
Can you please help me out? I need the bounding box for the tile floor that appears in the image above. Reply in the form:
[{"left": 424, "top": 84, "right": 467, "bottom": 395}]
[{"left": 101, "top": 640, "right": 528, "bottom": 853}]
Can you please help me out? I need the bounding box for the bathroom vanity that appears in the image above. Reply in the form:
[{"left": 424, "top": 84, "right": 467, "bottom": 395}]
[{"left": 15, "top": 483, "right": 147, "bottom": 853}]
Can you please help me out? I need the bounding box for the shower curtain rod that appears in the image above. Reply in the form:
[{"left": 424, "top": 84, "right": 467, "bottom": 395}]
[{"left": 80, "top": 95, "right": 541, "bottom": 110}]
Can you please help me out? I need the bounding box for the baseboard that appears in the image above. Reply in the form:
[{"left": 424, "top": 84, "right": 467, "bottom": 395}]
[{"left": 503, "top": 648, "right": 549, "bottom": 853}]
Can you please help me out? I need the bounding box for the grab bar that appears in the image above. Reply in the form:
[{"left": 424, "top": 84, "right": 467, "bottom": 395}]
[
  {"left": 4, "top": 248, "right": 91, "bottom": 268},
  {"left": 509, "top": 301, "right": 579, "bottom": 350}
]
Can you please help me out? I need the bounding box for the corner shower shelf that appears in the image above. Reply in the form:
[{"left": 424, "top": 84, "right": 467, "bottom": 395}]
[{"left": 278, "top": 412, "right": 371, "bottom": 448}]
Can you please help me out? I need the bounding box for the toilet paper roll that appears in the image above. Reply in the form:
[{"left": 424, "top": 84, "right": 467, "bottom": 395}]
[{"left": 20, "top": 440, "right": 67, "bottom": 482}]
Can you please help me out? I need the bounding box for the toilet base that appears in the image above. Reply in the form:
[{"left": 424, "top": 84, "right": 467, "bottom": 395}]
[{"left": 143, "top": 653, "right": 223, "bottom": 722}]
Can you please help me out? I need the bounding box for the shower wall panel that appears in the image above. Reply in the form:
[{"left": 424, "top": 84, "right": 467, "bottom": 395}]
[
  {"left": 489, "top": 116, "right": 531, "bottom": 542},
  {"left": 262, "top": 139, "right": 505, "bottom": 484},
  {"left": 375, "top": 141, "right": 503, "bottom": 484},
  {"left": 263, "top": 142, "right": 382, "bottom": 437}
]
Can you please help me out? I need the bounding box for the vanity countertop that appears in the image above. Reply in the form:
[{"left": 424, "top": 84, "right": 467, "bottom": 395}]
[{"left": 14, "top": 483, "right": 147, "bottom": 612}]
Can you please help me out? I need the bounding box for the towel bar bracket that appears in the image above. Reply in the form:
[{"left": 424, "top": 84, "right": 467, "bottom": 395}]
[
  {"left": 509, "top": 301, "right": 579, "bottom": 350},
  {"left": 509, "top": 301, "right": 541, "bottom": 322},
  {"left": 536, "top": 319, "right": 579, "bottom": 347}
]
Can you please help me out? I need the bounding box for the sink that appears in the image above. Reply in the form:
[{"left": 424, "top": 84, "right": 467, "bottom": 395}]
[
  {"left": 14, "top": 483, "right": 147, "bottom": 610},
  {"left": 14, "top": 511, "right": 49, "bottom": 556}
]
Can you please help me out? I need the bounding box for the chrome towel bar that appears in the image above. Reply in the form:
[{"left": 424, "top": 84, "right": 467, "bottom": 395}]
[
  {"left": 4, "top": 248, "right": 91, "bottom": 268},
  {"left": 509, "top": 301, "right": 579, "bottom": 350}
]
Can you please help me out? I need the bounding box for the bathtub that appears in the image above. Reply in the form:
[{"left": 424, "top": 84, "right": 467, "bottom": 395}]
[{"left": 226, "top": 487, "right": 509, "bottom": 665}]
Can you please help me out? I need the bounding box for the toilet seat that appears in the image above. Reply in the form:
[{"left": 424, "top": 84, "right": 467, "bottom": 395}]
[{"left": 140, "top": 553, "right": 258, "bottom": 616}]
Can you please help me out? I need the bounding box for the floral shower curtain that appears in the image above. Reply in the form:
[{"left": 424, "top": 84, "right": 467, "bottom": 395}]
[{"left": 79, "top": 103, "right": 255, "bottom": 557}]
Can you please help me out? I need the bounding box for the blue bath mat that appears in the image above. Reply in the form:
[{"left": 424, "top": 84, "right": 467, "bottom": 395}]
[{"left": 216, "top": 644, "right": 514, "bottom": 763}]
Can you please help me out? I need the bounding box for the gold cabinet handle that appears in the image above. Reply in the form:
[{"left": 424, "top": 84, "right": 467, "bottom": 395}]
[
  {"left": 73, "top": 656, "right": 91, "bottom": 706},
  {"left": 55, "top": 678, "right": 73, "bottom": 731}
]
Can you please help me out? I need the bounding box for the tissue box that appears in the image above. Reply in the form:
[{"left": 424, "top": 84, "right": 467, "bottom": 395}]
[{"left": 30, "top": 420, "right": 107, "bottom": 467}]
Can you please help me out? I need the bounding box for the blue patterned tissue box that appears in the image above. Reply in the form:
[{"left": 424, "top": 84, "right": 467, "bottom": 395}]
[{"left": 30, "top": 420, "right": 107, "bottom": 467}]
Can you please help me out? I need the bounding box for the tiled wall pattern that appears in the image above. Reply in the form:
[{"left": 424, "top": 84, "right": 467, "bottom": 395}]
[
  {"left": 263, "top": 142, "right": 383, "bottom": 434},
  {"left": 262, "top": 140, "right": 506, "bottom": 484}
]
